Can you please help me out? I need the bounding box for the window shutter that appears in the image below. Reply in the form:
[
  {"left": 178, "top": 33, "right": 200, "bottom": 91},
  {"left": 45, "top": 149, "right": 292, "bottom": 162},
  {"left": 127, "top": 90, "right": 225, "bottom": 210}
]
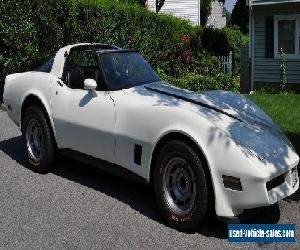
[{"left": 265, "top": 16, "right": 274, "bottom": 58}]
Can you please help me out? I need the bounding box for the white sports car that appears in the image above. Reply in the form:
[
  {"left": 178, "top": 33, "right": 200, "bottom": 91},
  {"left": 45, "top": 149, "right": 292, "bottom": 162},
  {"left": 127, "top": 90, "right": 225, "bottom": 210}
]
[{"left": 3, "top": 43, "right": 299, "bottom": 231}]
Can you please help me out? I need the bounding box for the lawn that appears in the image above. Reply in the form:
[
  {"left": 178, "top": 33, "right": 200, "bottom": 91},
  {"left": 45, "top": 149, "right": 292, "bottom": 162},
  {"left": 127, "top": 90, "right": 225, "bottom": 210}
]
[{"left": 249, "top": 92, "right": 300, "bottom": 155}]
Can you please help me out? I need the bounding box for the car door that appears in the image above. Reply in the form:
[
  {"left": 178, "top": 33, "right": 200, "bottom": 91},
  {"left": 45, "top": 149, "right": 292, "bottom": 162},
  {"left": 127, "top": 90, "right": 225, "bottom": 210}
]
[{"left": 51, "top": 48, "right": 116, "bottom": 163}]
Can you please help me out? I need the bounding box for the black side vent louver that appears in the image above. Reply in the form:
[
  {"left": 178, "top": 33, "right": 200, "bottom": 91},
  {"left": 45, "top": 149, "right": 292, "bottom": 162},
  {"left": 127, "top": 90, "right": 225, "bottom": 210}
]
[{"left": 134, "top": 144, "right": 142, "bottom": 165}]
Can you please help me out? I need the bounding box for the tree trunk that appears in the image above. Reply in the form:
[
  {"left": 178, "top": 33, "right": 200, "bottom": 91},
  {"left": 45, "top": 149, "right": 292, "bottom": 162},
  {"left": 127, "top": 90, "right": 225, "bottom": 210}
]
[{"left": 141, "top": 0, "right": 148, "bottom": 8}]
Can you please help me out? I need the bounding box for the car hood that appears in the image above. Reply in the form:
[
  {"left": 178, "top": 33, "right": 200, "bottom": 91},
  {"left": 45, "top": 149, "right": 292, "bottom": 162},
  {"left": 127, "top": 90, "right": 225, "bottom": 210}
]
[{"left": 144, "top": 82, "right": 295, "bottom": 160}]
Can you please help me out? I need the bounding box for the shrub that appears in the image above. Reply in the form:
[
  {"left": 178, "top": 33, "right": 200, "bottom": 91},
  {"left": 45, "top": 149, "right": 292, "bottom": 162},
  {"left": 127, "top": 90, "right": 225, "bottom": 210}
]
[
  {"left": 0, "top": 0, "right": 201, "bottom": 81},
  {"left": 160, "top": 72, "right": 239, "bottom": 92},
  {"left": 0, "top": 0, "right": 71, "bottom": 80},
  {"left": 202, "top": 26, "right": 249, "bottom": 73},
  {"left": 0, "top": 0, "right": 245, "bottom": 102},
  {"left": 279, "top": 48, "right": 287, "bottom": 90},
  {"left": 71, "top": 1, "right": 203, "bottom": 75}
]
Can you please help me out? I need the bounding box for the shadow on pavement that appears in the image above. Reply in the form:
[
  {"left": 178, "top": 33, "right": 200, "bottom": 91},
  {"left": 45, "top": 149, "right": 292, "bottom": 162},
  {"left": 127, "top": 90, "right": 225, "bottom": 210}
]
[
  {"left": 0, "top": 136, "right": 27, "bottom": 166},
  {"left": 0, "top": 135, "right": 284, "bottom": 239},
  {"left": 198, "top": 203, "right": 280, "bottom": 239}
]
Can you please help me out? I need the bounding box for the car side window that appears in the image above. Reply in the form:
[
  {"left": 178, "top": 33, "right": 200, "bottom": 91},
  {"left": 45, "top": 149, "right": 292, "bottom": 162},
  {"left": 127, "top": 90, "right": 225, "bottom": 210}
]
[
  {"left": 64, "top": 49, "right": 102, "bottom": 90},
  {"left": 66, "top": 50, "right": 97, "bottom": 68}
]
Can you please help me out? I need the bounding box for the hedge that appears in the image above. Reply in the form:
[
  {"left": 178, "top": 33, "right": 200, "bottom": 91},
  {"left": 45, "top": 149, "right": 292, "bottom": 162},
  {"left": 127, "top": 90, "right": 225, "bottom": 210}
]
[
  {"left": 0, "top": 0, "right": 246, "bottom": 102},
  {"left": 202, "top": 26, "right": 249, "bottom": 73},
  {"left": 160, "top": 72, "right": 240, "bottom": 92},
  {"left": 0, "top": 0, "right": 199, "bottom": 79}
]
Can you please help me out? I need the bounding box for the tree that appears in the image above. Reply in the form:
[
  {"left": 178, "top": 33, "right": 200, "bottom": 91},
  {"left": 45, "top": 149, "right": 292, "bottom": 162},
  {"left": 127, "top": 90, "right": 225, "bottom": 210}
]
[
  {"left": 200, "top": 0, "right": 212, "bottom": 25},
  {"left": 141, "top": 0, "right": 148, "bottom": 8},
  {"left": 224, "top": 7, "right": 231, "bottom": 25},
  {"left": 201, "top": 0, "right": 225, "bottom": 26},
  {"left": 231, "top": 0, "right": 249, "bottom": 34}
]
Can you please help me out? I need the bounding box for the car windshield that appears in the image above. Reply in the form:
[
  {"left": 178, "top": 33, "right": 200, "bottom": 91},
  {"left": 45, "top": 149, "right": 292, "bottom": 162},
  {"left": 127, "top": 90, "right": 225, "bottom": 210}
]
[{"left": 99, "top": 51, "right": 160, "bottom": 90}]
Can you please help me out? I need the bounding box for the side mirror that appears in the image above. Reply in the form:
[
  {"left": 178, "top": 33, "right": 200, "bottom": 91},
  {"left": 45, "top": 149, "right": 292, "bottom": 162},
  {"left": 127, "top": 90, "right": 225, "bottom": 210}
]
[{"left": 84, "top": 78, "right": 97, "bottom": 97}]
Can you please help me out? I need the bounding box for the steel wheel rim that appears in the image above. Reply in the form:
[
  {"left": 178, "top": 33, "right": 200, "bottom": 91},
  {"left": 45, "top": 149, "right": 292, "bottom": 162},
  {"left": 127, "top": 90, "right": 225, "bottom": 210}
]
[
  {"left": 26, "top": 118, "right": 44, "bottom": 163},
  {"left": 163, "top": 157, "right": 196, "bottom": 215}
]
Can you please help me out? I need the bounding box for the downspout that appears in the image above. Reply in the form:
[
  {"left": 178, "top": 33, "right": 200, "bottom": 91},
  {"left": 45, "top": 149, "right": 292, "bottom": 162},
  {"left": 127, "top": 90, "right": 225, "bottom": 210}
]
[
  {"left": 198, "top": 0, "right": 201, "bottom": 26},
  {"left": 250, "top": 6, "right": 254, "bottom": 92}
]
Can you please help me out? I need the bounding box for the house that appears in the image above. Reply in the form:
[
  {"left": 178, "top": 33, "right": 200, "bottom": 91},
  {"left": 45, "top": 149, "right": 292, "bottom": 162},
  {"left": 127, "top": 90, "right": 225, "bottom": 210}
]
[
  {"left": 248, "top": 0, "right": 300, "bottom": 91},
  {"left": 148, "top": 0, "right": 227, "bottom": 28},
  {"left": 207, "top": 1, "right": 227, "bottom": 28}
]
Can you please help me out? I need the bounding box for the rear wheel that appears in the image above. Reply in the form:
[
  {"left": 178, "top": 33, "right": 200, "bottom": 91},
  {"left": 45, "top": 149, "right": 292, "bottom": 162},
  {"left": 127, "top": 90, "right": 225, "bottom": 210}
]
[
  {"left": 154, "top": 140, "right": 208, "bottom": 231},
  {"left": 22, "top": 106, "right": 55, "bottom": 172}
]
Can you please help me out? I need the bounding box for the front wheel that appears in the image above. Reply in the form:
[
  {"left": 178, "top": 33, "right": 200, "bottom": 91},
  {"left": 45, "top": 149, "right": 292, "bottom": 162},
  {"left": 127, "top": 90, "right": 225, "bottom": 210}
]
[
  {"left": 154, "top": 140, "right": 208, "bottom": 231},
  {"left": 22, "top": 106, "right": 55, "bottom": 172}
]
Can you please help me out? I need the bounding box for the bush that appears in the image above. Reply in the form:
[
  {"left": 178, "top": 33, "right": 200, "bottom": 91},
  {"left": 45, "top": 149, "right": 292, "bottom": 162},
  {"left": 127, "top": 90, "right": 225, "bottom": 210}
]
[
  {"left": 160, "top": 72, "right": 239, "bottom": 92},
  {"left": 0, "top": 0, "right": 201, "bottom": 81},
  {"left": 202, "top": 26, "right": 249, "bottom": 73},
  {"left": 0, "top": 0, "right": 245, "bottom": 102},
  {"left": 70, "top": 1, "right": 205, "bottom": 76},
  {"left": 0, "top": 0, "right": 71, "bottom": 80}
]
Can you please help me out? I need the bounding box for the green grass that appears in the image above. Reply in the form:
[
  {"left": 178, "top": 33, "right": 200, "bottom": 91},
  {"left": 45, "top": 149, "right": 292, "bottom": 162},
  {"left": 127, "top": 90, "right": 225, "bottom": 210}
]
[{"left": 249, "top": 92, "right": 300, "bottom": 154}]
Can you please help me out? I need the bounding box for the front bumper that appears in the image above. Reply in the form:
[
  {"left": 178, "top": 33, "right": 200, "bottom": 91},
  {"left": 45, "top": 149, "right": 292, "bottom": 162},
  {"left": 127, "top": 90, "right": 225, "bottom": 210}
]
[
  {"left": 218, "top": 166, "right": 299, "bottom": 223},
  {"left": 267, "top": 167, "right": 299, "bottom": 204},
  {"left": 216, "top": 156, "right": 299, "bottom": 220}
]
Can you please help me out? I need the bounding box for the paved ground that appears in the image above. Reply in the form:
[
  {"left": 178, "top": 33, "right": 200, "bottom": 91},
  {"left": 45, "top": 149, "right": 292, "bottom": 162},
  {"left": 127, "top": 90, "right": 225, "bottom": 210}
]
[{"left": 0, "top": 111, "right": 299, "bottom": 249}]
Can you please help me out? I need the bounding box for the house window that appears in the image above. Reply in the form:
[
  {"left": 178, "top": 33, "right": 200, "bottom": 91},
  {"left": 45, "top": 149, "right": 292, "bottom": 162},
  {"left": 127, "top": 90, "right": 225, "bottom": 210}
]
[
  {"left": 274, "top": 15, "right": 300, "bottom": 58},
  {"left": 278, "top": 20, "right": 295, "bottom": 54}
]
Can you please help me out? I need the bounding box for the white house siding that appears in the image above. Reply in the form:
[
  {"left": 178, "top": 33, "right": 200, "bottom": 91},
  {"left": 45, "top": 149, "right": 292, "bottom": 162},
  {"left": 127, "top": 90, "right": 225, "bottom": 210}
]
[
  {"left": 253, "top": 3, "right": 300, "bottom": 84},
  {"left": 148, "top": 0, "right": 200, "bottom": 25},
  {"left": 207, "top": 1, "right": 226, "bottom": 28}
]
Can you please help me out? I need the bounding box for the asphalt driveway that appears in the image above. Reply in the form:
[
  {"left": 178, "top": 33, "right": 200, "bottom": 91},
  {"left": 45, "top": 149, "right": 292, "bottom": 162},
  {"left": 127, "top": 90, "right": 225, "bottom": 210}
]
[{"left": 0, "top": 111, "right": 299, "bottom": 249}]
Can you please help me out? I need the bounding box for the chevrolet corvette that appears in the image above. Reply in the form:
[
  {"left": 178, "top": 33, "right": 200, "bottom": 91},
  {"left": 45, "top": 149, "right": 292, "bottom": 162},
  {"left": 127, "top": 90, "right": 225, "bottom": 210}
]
[{"left": 3, "top": 43, "right": 299, "bottom": 231}]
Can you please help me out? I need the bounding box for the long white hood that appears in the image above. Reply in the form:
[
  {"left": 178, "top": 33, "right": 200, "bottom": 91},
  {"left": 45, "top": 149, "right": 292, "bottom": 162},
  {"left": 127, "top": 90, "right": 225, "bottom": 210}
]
[{"left": 144, "top": 82, "right": 296, "bottom": 160}]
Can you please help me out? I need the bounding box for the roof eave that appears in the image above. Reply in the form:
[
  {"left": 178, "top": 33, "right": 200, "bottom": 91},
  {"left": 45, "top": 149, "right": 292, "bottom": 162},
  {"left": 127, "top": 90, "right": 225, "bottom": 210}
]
[{"left": 248, "top": 0, "right": 300, "bottom": 6}]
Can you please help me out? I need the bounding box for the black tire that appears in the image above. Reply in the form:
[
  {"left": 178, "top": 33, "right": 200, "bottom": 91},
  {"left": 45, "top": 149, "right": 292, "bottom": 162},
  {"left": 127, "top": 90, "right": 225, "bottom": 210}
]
[
  {"left": 22, "top": 106, "right": 55, "bottom": 173},
  {"left": 153, "top": 140, "right": 208, "bottom": 231}
]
